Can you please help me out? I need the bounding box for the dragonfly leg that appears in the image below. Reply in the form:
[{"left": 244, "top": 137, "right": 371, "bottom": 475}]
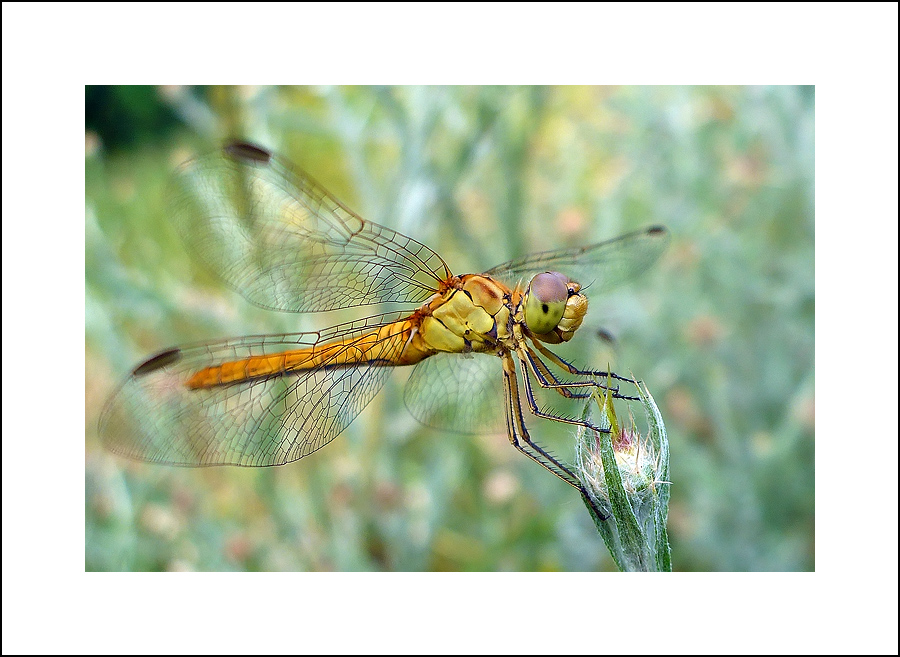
[
  {"left": 501, "top": 355, "right": 609, "bottom": 521},
  {"left": 530, "top": 341, "right": 640, "bottom": 401},
  {"left": 517, "top": 350, "right": 615, "bottom": 437},
  {"left": 529, "top": 349, "right": 598, "bottom": 398},
  {"left": 524, "top": 347, "right": 619, "bottom": 400}
]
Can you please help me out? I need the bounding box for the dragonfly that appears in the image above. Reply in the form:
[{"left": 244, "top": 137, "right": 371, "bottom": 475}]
[{"left": 99, "top": 141, "right": 668, "bottom": 517}]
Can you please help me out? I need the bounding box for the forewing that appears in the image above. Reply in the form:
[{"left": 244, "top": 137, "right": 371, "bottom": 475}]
[
  {"left": 403, "top": 351, "right": 506, "bottom": 434},
  {"left": 170, "top": 142, "right": 451, "bottom": 313},
  {"left": 99, "top": 312, "right": 411, "bottom": 466},
  {"left": 485, "top": 225, "right": 669, "bottom": 292}
]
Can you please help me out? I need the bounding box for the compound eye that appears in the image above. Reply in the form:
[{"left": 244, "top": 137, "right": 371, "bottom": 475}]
[{"left": 524, "top": 272, "right": 568, "bottom": 335}]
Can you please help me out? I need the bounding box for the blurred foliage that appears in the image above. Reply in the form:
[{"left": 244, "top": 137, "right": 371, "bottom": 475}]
[
  {"left": 85, "top": 85, "right": 814, "bottom": 571},
  {"left": 86, "top": 86, "right": 180, "bottom": 151}
]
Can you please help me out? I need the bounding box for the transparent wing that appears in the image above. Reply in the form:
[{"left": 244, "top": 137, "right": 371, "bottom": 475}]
[
  {"left": 170, "top": 142, "right": 452, "bottom": 313},
  {"left": 403, "top": 351, "right": 506, "bottom": 434},
  {"left": 485, "top": 225, "right": 669, "bottom": 291},
  {"left": 99, "top": 312, "right": 413, "bottom": 466}
]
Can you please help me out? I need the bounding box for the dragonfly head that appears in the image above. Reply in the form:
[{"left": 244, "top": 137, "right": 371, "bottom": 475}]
[{"left": 523, "top": 271, "right": 588, "bottom": 344}]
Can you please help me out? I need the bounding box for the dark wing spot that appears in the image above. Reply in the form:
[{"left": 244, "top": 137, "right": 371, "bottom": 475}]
[
  {"left": 132, "top": 348, "right": 182, "bottom": 376},
  {"left": 646, "top": 225, "right": 668, "bottom": 236},
  {"left": 596, "top": 328, "right": 617, "bottom": 345},
  {"left": 542, "top": 303, "right": 549, "bottom": 314},
  {"left": 224, "top": 141, "right": 271, "bottom": 164}
]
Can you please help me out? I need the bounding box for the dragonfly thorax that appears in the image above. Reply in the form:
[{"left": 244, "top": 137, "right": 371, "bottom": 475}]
[{"left": 410, "top": 274, "right": 514, "bottom": 359}]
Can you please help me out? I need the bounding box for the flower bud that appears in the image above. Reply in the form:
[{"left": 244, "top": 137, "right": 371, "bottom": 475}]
[{"left": 575, "top": 375, "right": 671, "bottom": 571}]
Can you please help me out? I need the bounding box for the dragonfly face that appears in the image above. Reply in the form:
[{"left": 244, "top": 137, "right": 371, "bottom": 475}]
[
  {"left": 99, "top": 141, "right": 668, "bottom": 514},
  {"left": 520, "top": 271, "right": 588, "bottom": 344}
]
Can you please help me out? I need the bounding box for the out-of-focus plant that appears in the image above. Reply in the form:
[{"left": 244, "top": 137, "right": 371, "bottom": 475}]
[{"left": 576, "top": 376, "right": 671, "bottom": 571}]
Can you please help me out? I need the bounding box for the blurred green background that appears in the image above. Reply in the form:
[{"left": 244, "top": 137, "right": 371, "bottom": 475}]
[{"left": 85, "top": 85, "right": 814, "bottom": 571}]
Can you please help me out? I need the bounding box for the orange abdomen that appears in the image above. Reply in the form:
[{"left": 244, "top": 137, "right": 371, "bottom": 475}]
[{"left": 186, "top": 319, "right": 424, "bottom": 389}]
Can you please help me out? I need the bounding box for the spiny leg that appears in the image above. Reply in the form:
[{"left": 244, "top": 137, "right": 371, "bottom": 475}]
[
  {"left": 501, "top": 354, "right": 608, "bottom": 521},
  {"left": 531, "top": 338, "right": 635, "bottom": 381},
  {"left": 517, "top": 349, "right": 613, "bottom": 436},
  {"left": 523, "top": 347, "right": 618, "bottom": 400},
  {"left": 530, "top": 340, "right": 640, "bottom": 401},
  {"left": 501, "top": 355, "right": 583, "bottom": 486}
]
